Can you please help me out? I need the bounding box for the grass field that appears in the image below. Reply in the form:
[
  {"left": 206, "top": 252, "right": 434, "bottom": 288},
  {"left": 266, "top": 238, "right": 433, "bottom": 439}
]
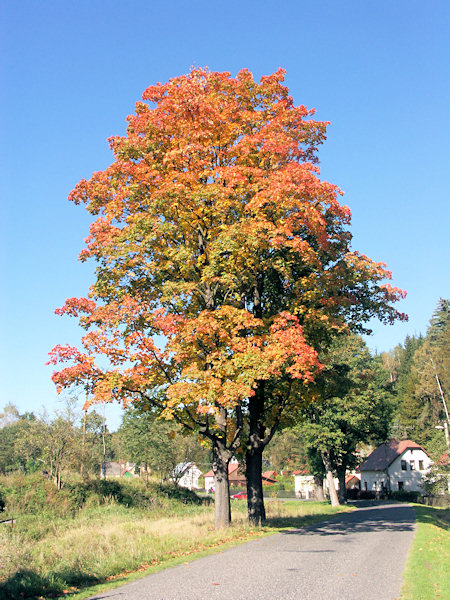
[
  {"left": 0, "top": 474, "right": 351, "bottom": 600},
  {"left": 401, "top": 504, "right": 450, "bottom": 600}
]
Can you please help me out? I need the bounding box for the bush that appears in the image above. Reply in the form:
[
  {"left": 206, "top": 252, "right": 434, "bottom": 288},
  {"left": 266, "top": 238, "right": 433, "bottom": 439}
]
[
  {"left": 0, "top": 473, "right": 206, "bottom": 519},
  {"left": 388, "top": 490, "right": 421, "bottom": 502},
  {"left": 357, "top": 490, "right": 376, "bottom": 500},
  {"left": 346, "top": 488, "right": 360, "bottom": 500}
]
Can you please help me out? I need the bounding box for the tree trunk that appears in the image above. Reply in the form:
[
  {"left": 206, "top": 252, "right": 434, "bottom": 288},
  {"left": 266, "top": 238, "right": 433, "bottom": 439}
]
[
  {"left": 245, "top": 381, "right": 267, "bottom": 525},
  {"left": 337, "top": 468, "right": 347, "bottom": 504},
  {"left": 326, "top": 470, "right": 340, "bottom": 506},
  {"left": 321, "top": 452, "right": 340, "bottom": 506},
  {"left": 246, "top": 446, "right": 266, "bottom": 525},
  {"left": 313, "top": 476, "right": 325, "bottom": 501},
  {"left": 212, "top": 432, "right": 231, "bottom": 528}
]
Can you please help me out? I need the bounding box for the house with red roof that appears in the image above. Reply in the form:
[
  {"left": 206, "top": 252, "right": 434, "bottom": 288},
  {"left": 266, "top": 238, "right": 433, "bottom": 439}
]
[
  {"left": 204, "top": 460, "right": 246, "bottom": 492},
  {"left": 358, "top": 440, "right": 432, "bottom": 494},
  {"left": 203, "top": 463, "right": 276, "bottom": 492}
]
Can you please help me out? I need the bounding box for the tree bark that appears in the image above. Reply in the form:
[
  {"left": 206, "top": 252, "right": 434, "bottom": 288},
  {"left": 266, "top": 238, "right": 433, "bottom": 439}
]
[
  {"left": 246, "top": 445, "right": 266, "bottom": 525},
  {"left": 212, "top": 440, "right": 231, "bottom": 528},
  {"left": 321, "top": 452, "right": 340, "bottom": 506},
  {"left": 326, "top": 470, "right": 340, "bottom": 506},
  {"left": 212, "top": 405, "right": 232, "bottom": 528},
  {"left": 337, "top": 468, "right": 347, "bottom": 504},
  {"left": 245, "top": 380, "right": 267, "bottom": 525},
  {"left": 313, "top": 476, "right": 325, "bottom": 501}
]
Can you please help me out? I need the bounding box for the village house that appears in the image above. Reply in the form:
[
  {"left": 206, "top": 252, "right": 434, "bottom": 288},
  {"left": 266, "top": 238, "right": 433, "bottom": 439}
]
[
  {"left": 358, "top": 439, "right": 432, "bottom": 494},
  {"left": 171, "top": 462, "right": 202, "bottom": 490}
]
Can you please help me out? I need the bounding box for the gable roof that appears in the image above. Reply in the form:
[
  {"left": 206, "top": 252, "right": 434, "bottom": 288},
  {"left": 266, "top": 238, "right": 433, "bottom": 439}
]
[
  {"left": 293, "top": 468, "right": 310, "bottom": 476},
  {"left": 359, "top": 440, "right": 426, "bottom": 471},
  {"left": 172, "top": 462, "right": 201, "bottom": 478},
  {"left": 204, "top": 462, "right": 244, "bottom": 479}
]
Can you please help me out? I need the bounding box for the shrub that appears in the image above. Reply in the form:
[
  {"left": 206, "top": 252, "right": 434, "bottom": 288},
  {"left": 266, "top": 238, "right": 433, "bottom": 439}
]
[
  {"left": 357, "top": 490, "right": 376, "bottom": 500},
  {"left": 388, "top": 490, "right": 421, "bottom": 502}
]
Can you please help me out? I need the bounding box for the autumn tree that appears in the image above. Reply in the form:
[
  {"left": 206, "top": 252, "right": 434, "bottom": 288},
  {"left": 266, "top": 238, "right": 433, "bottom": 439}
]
[{"left": 49, "top": 68, "right": 406, "bottom": 527}]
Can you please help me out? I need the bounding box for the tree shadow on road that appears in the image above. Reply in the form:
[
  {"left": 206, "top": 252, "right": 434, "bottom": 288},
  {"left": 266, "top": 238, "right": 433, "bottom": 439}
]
[{"left": 264, "top": 502, "right": 417, "bottom": 538}]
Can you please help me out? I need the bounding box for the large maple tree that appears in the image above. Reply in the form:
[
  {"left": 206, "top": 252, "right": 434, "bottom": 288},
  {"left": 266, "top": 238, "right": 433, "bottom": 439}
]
[{"left": 49, "top": 68, "right": 406, "bottom": 526}]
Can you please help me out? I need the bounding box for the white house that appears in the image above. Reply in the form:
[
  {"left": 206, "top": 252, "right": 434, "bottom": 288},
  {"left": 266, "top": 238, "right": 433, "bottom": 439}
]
[
  {"left": 293, "top": 469, "right": 316, "bottom": 498},
  {"left": 359, "top": 440, "right": 432, "bottom": 493},
  {"left": 172, "top": 462, "right": 202, "bottom": 490}
]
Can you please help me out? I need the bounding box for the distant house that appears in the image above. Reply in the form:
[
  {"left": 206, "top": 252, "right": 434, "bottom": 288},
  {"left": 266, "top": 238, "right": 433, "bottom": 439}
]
[
  {"left": 345, "top": 473, "right": 361, "bottom": 490},
  {"left": 293, "top": 468, "right": 344, "bottom": 499},
  {"left": 359, "top": 440, "right": 432, "bottom": 493},
  {"left": 293, "top": 468, "right": 318, "bottom": 499},
  {"left": 262, "top": 470, "right": 278, "bottom": 485},
  {"left": 204, "top": 461, "right": 246, "bottom": 492},
  {"left": 101, "top": 460, "right": 136, "bottom": 478},
  {"left": 172, "top": 462, "right": 202, "bottom": 490}
]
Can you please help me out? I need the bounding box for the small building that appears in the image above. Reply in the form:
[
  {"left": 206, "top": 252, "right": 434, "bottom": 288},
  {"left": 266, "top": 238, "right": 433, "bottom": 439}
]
[
  {"left": 359, "top": 440, "right": 432, "bottom": 493},
  {"left": 204, "top": 460, "right": 246, "bottom": 492},
  {"left": 345, "top": 473, "right": 361, "bottom": 490},
  {"left": 293, "top": 468, "right": 316, "bottom": 499},
  {"left": 172, "top": 462, "right": 202, "bottom": 490}
]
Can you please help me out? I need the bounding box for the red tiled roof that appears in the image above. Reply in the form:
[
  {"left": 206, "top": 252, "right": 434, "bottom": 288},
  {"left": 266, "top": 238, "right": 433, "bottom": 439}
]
[
  {"left": 293, "top": 468, "right": 310, "bottom": 475},
  {"left": 359, "top": 440, "right": 426, "bottom": 471},
  {"left": 262, "top": 470, "right": 278, "bottom": 480},
  {"left": 345, "top": 474, "right": 361, "bottom": 484},
  {"left": 204, "top": 463, "right": 243, "bottom": 479}
]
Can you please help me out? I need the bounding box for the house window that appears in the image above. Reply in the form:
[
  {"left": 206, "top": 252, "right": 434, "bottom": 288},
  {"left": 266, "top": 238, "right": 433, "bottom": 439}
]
[
  {"left": 364, "top": 481, "right": 368, "bottom": 491},
  {"left": 398, "top": 481, "right": 404, "bottom": 491},
  {"left": 419, "top": 460, "right": 424, "bottom": 470},
  {"left": 401, "top": 460, "right": 407, "bottom": 470},
  {"left": 410, "top": 461, "right": 415, "bottom": 470}
]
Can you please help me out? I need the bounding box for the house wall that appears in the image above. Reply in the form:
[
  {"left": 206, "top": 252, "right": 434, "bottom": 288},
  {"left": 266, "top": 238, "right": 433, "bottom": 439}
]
[
  {"left": 361, "top": 448, "right": 432, "bottom": 493},
  {"left": 204, "top": 475, "right": 214, "bottom": 492},
  {"left": 294, "top": 475, "right": 315, "bottom": 496},
  {"left": 387, "top": 448, "right": 432, "bottom": 492},
  {"left": 178, "top": 466, "right": 202, "bottom": 490},
  {"left": 361, "top": 470, "right": 387, "bottom": 492}
]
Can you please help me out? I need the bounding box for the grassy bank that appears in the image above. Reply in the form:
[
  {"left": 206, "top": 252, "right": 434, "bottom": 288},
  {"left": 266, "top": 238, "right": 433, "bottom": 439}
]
[
  {"left": 401, "top": 504, "right": 449, "bottom": 600},
  {"left": 0, "top": 474, "right": 351, "bottom": 600}
]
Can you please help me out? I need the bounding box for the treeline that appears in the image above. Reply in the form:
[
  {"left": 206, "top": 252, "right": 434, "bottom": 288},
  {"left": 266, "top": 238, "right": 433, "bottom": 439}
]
[
  {"left": 382, "top": 298, "right": 449, "bottom": 454},
  {"left": 0, "top": 402, "right": 209, "bottom": 488}
]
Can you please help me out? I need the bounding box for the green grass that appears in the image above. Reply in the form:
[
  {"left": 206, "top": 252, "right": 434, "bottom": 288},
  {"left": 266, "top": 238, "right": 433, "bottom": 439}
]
[
  {"left": 0, "top": 474, "right": 352, "bottom": 600},
  {"left": 401, "top": 504, "right": 450, "bottom": 600}
]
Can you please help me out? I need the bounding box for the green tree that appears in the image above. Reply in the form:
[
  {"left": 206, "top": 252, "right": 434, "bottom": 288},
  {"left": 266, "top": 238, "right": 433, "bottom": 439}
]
[
  {"left": 116, "top": 404, "right": 209, "bottom": 483},
  {"left": 396, "top": 300, "right": 449, "bottom": 448},
  {"left": 300, "top": 334, "right": 394, "bottom": 504},
  {"left": 0, "top": 409, "right": 37, "bottom": 474}
]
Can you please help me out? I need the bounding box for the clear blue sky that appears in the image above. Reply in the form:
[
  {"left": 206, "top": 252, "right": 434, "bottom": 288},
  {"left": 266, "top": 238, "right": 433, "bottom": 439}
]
[{"left": 1, "top": 1, "right": 449, "bottom": 430}]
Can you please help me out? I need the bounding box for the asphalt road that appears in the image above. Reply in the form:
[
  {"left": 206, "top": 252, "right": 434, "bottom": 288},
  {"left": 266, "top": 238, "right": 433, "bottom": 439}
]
[{"left": 89, "top": 502, "right": 416, "bottom": 600}]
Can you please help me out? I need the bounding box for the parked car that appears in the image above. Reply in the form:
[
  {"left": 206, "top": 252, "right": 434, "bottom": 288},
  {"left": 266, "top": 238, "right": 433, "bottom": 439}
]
[{"left": 231, "top": 492, "right": 247, "bottom": 499}]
